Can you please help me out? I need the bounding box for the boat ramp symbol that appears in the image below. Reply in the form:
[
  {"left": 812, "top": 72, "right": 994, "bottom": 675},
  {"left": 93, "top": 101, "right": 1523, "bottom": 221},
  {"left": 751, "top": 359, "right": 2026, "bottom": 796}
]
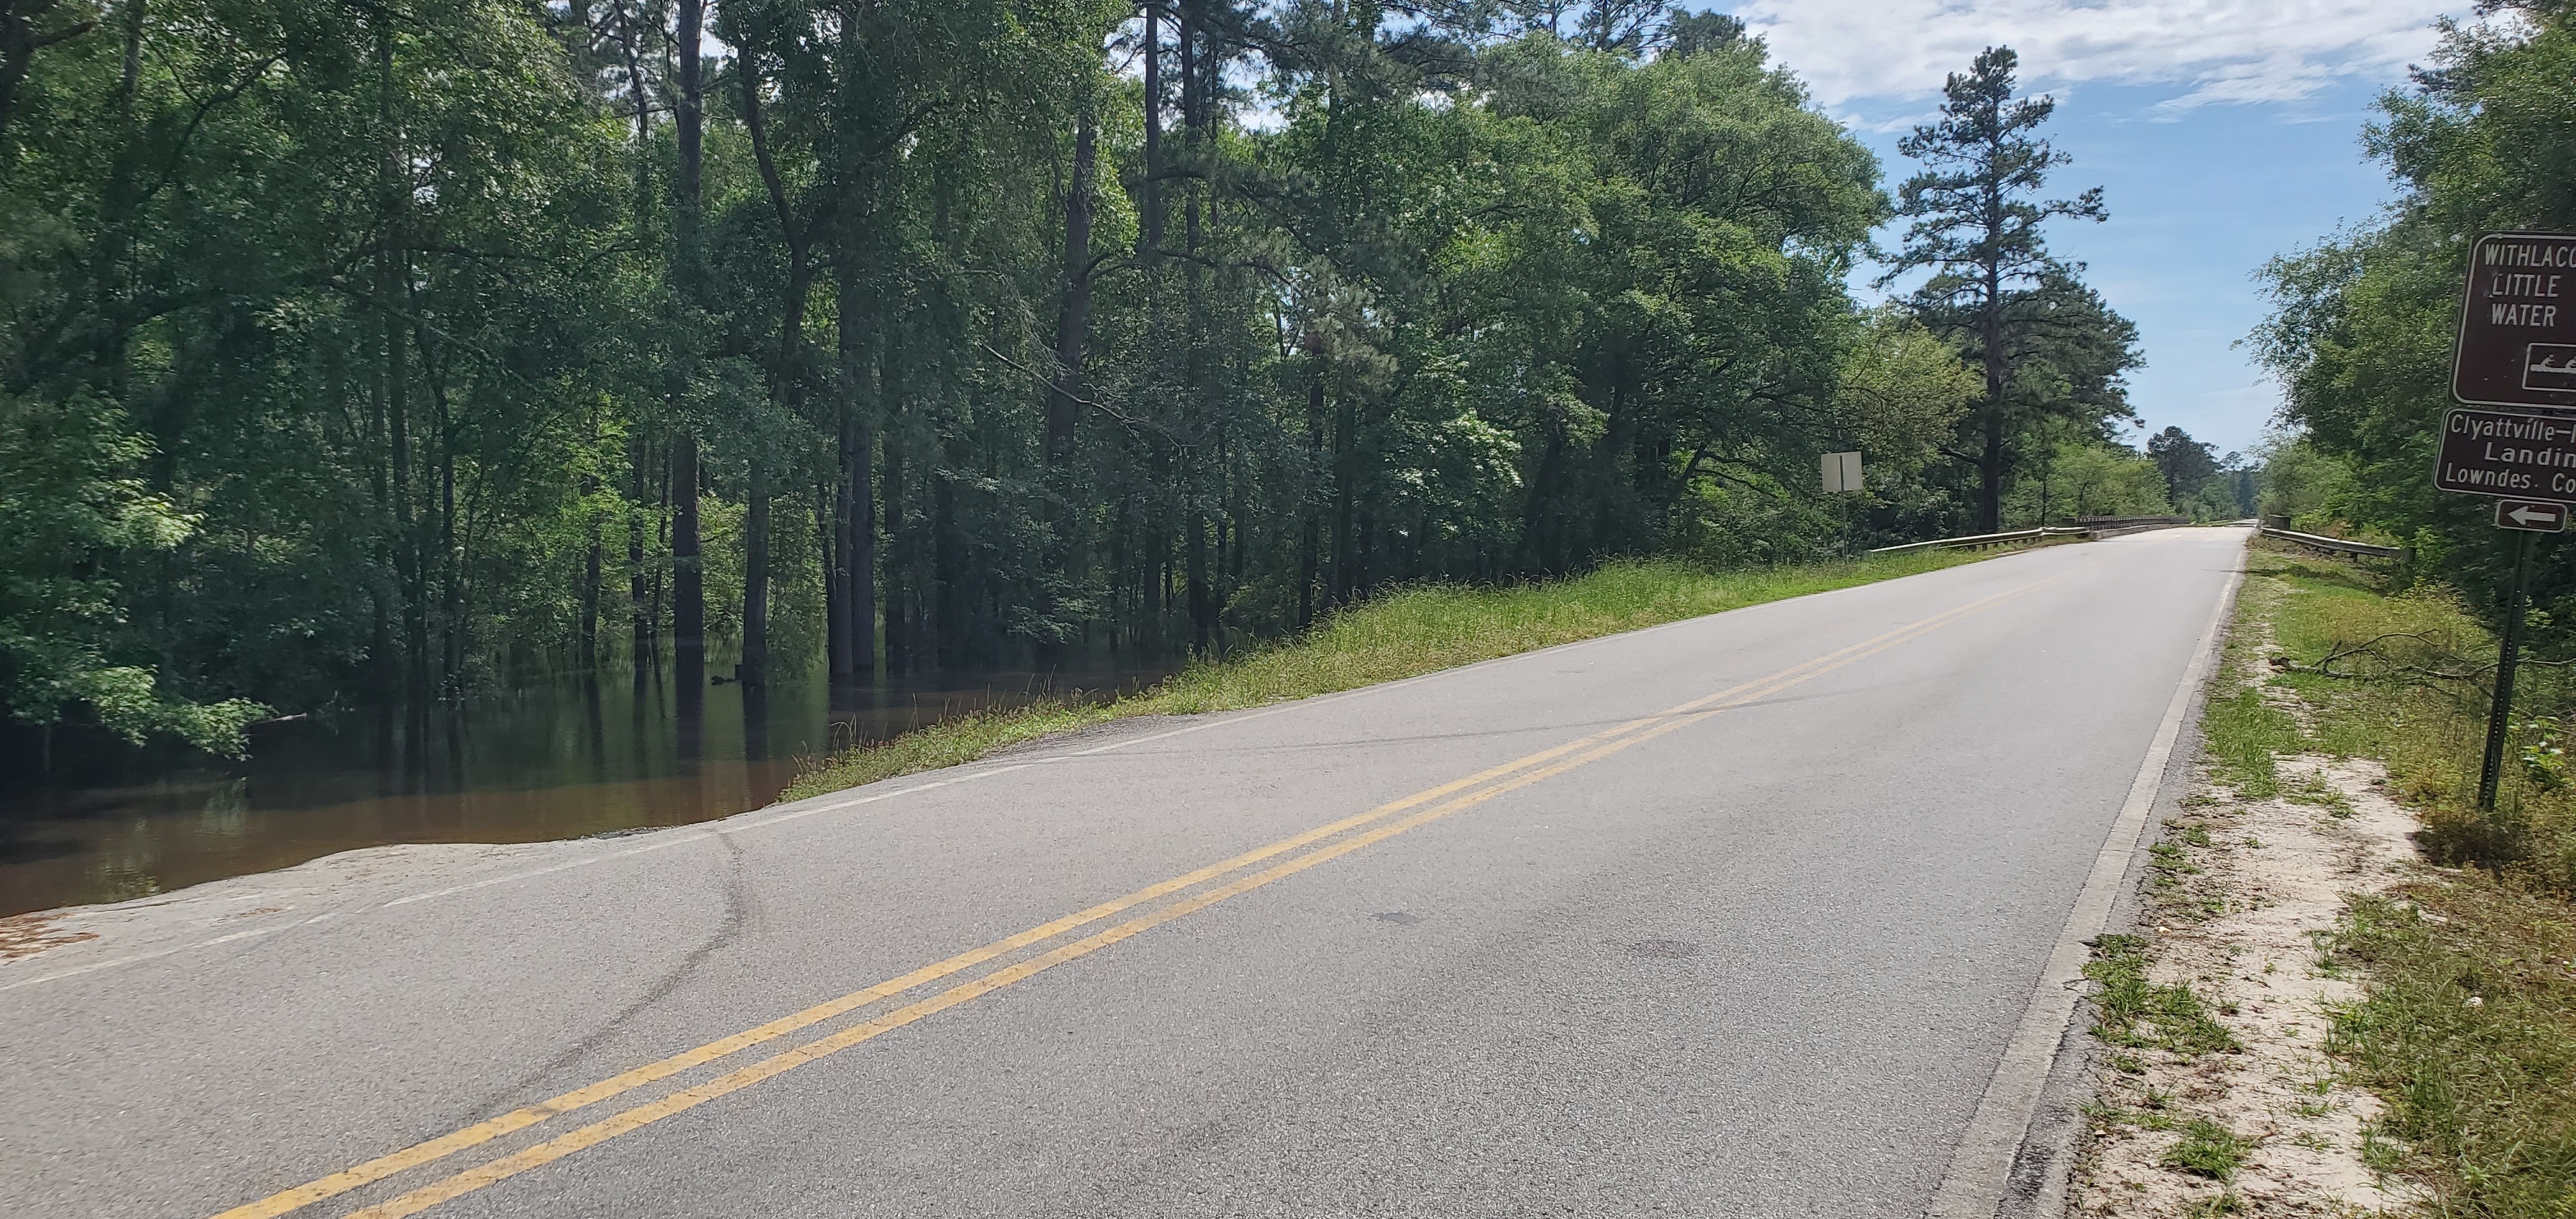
[{"left": 2526, "top": 343, "right": 2576, "bottom": 391}]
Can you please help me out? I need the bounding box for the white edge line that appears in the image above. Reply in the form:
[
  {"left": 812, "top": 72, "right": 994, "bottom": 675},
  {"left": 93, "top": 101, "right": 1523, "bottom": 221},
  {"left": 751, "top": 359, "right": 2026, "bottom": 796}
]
[{"left": 1924, "top": 540, "right": 2247, "bottom": 1218}]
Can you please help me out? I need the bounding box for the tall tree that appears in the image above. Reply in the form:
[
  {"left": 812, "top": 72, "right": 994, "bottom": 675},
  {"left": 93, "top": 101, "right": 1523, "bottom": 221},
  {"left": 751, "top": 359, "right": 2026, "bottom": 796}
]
[{"left": 1884, "top": 46, "right": 2126, "bottom": 532}]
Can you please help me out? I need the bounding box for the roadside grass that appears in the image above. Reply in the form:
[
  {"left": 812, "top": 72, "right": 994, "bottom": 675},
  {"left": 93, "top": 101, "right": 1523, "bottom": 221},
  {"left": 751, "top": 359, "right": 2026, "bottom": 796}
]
[
  {"left": 2325, "top": 887, "right": 2576, "bottom": 1215},
  {"left": 2200, "top": 684, "right": 2303, "bottom": 801},
  {"left": 781, "top": 547, "right": 2010, "bottom": 802},
  {"left": 2198, "top": 560, "right": 2312, "bottom": 800},
  {"left": 2228, "top": 540, "right": 2576, "bottom": 1211},
  {"left": 2249, "top": 547, "right": 2544, "bottom": 875},
  {"left": 2087, "top": 933, "right": 2242, "bottom": 1056}
]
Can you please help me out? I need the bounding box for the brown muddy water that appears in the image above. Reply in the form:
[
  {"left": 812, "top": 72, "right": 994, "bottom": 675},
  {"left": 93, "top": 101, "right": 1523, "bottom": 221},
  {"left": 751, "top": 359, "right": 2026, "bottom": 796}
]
[{"left": 0, "top": 662, "right": 1169, "bottom": 917}]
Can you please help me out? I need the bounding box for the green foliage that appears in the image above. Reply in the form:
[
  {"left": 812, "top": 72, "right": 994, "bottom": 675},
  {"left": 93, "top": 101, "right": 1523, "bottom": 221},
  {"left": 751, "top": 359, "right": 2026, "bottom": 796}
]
[
  {"left": 1831, "top": 305, "right": 1982, "bottom": 476},
  {"left": 0, "top": 388, "right": 266, "bottom": 753},
  {"left": 2009, "top": 437, "right": 2168, "bottom": 525},
  {"left": 2145, "top": 426, "right": 2219, "bottom": 507},
  {"left": 2251, "top": 432, "right": 2355, "bottom": 527},
  {"left": 0, "top": 2, "right": 2119, "bottom": 756}
]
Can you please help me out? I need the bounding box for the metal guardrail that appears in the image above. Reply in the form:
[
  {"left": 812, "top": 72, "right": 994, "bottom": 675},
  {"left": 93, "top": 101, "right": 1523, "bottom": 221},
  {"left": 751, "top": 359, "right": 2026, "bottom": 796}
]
[
  {"left": 1867, "top": 526, "right": 2092, "bottom": 556},
  {"left": 2258, "top": 525, "right": 2407, "bottom": 559}
]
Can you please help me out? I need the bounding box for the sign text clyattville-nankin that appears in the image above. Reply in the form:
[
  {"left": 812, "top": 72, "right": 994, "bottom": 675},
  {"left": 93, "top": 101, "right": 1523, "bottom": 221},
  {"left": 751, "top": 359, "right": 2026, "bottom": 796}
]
[{"left": 2437, "top": 406, "right": 2576, "bottom": 501}]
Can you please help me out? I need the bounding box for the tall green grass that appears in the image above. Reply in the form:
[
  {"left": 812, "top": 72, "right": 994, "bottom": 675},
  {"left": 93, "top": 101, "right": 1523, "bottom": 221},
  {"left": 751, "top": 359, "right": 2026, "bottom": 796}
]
[{"left": 780, "top": 548, "right": 2015, "bottom": 802}]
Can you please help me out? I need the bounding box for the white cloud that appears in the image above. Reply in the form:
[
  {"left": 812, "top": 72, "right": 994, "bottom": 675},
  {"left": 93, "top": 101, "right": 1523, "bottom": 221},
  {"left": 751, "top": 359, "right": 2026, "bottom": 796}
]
[{"left": 1727, "top": 1, "right": 2460, "bottom": 111}]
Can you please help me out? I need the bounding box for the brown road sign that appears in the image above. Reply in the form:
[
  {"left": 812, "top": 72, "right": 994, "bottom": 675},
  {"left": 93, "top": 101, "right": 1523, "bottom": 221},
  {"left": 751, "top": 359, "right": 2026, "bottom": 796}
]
[
  {"left": 2497, "top": 499, "right": 2569, "bottom": 532},
  {"left": 2437, "top": 406, "right": 2576, "bottom": 500},
  {"left": 2455, "top": 232, "right": 2576, "bottom": 409}
]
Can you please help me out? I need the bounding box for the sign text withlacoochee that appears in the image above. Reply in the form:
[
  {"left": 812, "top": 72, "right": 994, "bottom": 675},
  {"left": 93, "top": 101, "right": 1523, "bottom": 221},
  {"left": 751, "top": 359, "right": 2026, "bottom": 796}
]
[
  {"left": 2454, "top": 233, "right": 2576, "bottom": 408},
  {"left": 2437, "top": 407, "right": 2576, "bottom": 500}
]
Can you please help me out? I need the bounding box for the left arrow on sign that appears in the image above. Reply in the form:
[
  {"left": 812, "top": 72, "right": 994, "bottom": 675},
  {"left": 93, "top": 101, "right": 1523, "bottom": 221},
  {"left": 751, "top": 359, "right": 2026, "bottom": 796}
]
[{"left": 2496, "top": 498, "right": 2569, "bottom": 532}]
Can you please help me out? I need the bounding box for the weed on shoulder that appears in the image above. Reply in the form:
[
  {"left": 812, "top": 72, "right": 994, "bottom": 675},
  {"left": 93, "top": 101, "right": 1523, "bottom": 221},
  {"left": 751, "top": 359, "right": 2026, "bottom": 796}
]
[
  {"left": 2087, "top": 934, "right": 2242, "bottom": 1057},
  {"left": 2163, "top": 1117, "right": 2252, "bottom": 1180},
  {"left": 2180, "top": 1188, "right": 2246, "bottom": 1216}
]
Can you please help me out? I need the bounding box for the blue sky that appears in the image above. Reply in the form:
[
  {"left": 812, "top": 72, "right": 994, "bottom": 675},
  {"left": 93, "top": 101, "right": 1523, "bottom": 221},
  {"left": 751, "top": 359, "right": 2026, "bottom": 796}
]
[{"left": 1697, "top": 0, "right": 2468, "bottom": 456}]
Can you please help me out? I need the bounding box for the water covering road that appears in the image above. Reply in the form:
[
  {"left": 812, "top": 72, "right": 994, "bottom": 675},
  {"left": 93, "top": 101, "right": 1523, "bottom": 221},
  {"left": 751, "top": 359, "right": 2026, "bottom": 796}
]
[
  {"left": 0, "top": 661, "right": 1168, "bottom": 916},
  {"left": 0, "top": 528, "right": 2246, "bottom": 1218}
]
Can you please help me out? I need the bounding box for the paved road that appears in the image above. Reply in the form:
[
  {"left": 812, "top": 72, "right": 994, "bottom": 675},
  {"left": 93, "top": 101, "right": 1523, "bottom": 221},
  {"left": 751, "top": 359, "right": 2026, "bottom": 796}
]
[{"left": 1, "top": 528, "right": 2247, "bottom": 1219}]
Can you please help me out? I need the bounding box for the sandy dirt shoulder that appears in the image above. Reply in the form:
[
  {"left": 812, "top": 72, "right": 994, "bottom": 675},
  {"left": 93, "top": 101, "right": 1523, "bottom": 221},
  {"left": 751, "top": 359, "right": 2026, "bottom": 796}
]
[{"left": 2069, "top": 601, "right": 2424, "bottom": 1214}]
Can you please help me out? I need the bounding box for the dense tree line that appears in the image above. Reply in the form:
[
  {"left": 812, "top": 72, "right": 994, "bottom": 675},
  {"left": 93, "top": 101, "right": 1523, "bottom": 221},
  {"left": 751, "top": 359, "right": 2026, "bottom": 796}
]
[
  {"left": 1, "top": 0, "right": 2146, "bottom": 755},
  {"left": 2255, "top": 0, "right": 2576, "bottom": 629}
]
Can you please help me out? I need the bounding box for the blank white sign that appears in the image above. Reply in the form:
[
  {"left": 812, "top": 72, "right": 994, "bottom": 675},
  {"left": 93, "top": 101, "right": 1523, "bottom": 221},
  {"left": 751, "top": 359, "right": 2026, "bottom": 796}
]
[{"left": 1821, "top": 451, "right": 1862, "bottom": 494}]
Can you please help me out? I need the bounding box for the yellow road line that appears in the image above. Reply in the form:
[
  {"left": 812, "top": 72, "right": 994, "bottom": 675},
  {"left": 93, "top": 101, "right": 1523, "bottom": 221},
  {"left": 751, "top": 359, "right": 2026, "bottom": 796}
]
[
  {"left": 214, "top": 716, "right": 1676, "bottom": 1219},
  {"left": 332, "top": 569, "right": 2069, "bottom": 1219},
  {"left": 213, "top": 566, "right": 2074, "bottom": 1219}
]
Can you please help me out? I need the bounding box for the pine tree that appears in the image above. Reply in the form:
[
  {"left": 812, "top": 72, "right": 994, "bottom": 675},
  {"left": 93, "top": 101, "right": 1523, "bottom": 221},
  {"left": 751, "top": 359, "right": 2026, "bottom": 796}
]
[{"left": 1885, "top": 46, "right": 2123, "bottom": 532}]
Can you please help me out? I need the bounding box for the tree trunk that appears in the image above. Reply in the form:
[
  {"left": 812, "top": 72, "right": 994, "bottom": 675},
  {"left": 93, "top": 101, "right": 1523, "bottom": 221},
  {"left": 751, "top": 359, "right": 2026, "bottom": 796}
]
[
  {"left": 580, "top": 471, "right": 602, "bottom": 670},
  {"left": 1979, "top": 409, "right": 2006, "bottom": 533},
  {"left": 629, "top": 441, "right": 652, "bottom": 673},
  {"left": 89, "top": 0, "right": 146, "bottom": 392},
  {"left": 1978, "top": 177, "right": 2007, "bottom": 533},
  {"left": 1331, "top": 385, "right": 1356, "bottom": 606},
  {"left": 671, "top": 436, "right": 703, "bottom": 680},
  {"left": 740, "top": 462, "right": 768, "bottom": 687},
  {"left": 739, "top": 54, "right": 806, "bottom": 692},
  {"left": 675, "top": 0, "right": 702, "bottom": 216},
  {"left": 882, "top": 418, "right": 908, "bottom": 673},
  {"left": 820, "top": 473, "right": 841, "bottom": 678},
  {"left": 669, "top": 0, "right": 705, "bottom": 689},
  {"left": 1140, "top": 3, "right": 1163, "bottom": 256},
  {"left": 1186, "top": 512, "right": 1211, "bottom": 654},
  {"left": 1046, "top": 112, "right": 1096, "bottom": 468},
  {"left": 831, "top": 290, "right": 876, "bottom": 682},
  {"left": 1300, "top": 349, "right": 1323, "bottom": 629}
]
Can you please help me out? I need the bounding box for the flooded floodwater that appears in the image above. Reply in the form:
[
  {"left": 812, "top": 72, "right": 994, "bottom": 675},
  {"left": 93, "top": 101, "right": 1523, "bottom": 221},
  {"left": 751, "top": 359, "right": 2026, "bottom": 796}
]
[{"left": 0, "top": 662, "right": 1170, "bottom": 917}]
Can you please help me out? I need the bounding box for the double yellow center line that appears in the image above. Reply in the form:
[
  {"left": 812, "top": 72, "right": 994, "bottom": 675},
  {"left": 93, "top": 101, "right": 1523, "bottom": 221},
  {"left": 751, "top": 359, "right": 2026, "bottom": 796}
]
[{"left": 215, "top": 567, "right": 2073, "bottom": 1219}]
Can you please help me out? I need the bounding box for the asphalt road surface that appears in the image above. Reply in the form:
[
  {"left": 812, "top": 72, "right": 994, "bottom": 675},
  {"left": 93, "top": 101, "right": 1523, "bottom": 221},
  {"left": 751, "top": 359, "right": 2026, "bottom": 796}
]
[{"left": 1, "top": 527, "right": 2248, "bottom": 1218}]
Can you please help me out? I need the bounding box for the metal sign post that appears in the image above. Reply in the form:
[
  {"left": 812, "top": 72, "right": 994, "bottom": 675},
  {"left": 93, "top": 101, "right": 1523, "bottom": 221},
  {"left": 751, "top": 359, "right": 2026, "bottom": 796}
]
[
  {"left": 2481, "top": 530, "right": 2539, "bottom": 810},
  {"left": 2444, "top": 232, "right": 2576, "bottom": 811}
]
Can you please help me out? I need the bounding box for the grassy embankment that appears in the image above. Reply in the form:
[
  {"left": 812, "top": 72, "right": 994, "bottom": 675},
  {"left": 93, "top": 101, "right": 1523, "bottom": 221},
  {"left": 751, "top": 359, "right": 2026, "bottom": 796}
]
[
  {"left": 781, "top": 546, "right": 2025, "bottom": 802},
  {"left": 2212, "top": 542, "right": 2576, "bottom": 1212}
]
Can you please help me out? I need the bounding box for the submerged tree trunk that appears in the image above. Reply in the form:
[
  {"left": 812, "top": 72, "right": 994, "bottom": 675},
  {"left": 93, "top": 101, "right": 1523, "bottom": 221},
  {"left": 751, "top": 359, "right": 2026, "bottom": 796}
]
[
  {"left": 742, "top": 461, "right": 768, "bottom": 686},
  {"left": 670, "top": 436, "right": 702, "bottom": 678},
  {"left": 739, "top": 52, "right": 809, "bottom": 691}
]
